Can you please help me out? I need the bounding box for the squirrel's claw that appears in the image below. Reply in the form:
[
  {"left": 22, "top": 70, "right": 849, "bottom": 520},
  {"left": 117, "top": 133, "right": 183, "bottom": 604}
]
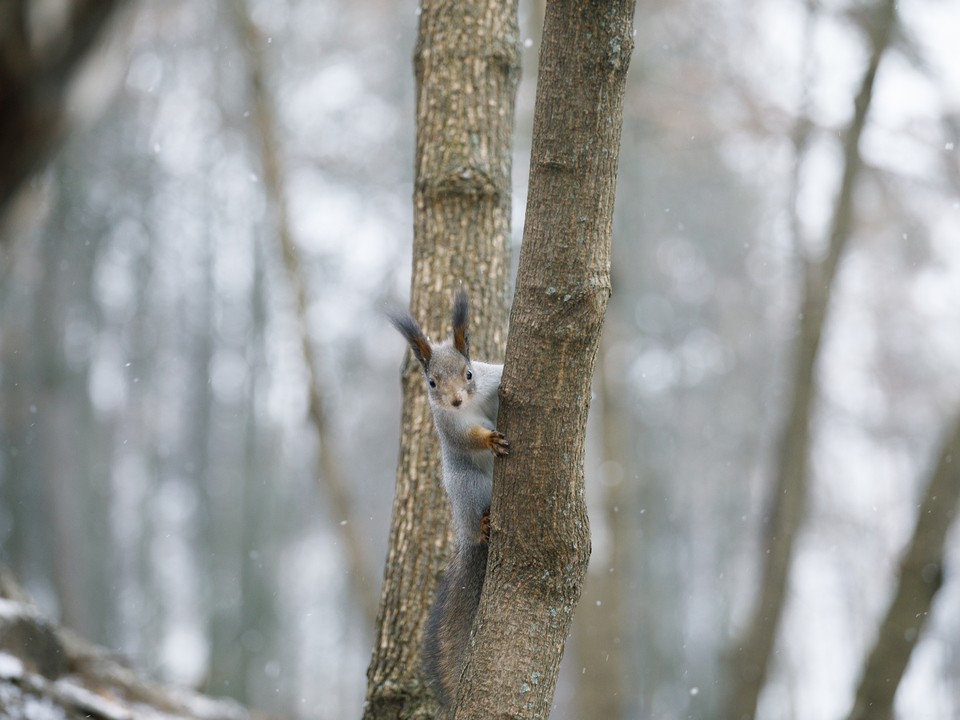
[
  {"left": 479, "top": 509, "right": 491, "bottom": 544},
  {"left": 490, "top": 431, "right": 510, "bottom": 457}
]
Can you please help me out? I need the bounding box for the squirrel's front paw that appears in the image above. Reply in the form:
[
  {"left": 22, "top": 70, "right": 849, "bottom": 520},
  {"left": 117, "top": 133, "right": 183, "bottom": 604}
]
[{"left": 489, "top": 431, "right": 510, "bottom": 457}]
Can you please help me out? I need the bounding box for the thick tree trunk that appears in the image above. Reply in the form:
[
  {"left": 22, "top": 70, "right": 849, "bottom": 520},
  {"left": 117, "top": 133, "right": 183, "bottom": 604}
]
[
  {"left": 453, "top": 0, "right": 635, "bottom": 717},
  {"left": 724, "top": 1, "right": 897, "bottom": 718},
  {"left": 362, "top": 1, "right": 519, "bottom": 717},
  {"left": 845, "top": 413, "right": 960, "bottom": 720}
]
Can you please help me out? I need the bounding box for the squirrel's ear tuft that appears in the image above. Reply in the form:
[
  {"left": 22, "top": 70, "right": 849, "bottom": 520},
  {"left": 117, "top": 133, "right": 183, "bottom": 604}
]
[
  {"left": 452, "top": 288, "right": 470, "bottom": 359},
  {"left": 389, "top": 311, "right": 432, "bottom": 370}
]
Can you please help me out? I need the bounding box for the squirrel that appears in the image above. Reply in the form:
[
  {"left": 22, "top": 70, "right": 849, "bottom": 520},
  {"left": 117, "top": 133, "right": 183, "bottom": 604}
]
[{"left": 389, "top": 288, "right": 508, "bottom": 708}]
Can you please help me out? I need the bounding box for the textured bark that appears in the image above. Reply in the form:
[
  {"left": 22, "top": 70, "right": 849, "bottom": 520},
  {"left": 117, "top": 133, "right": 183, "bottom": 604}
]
[
  {"left": 0, "top": 0, "right": 129, "bottom": 220},
  {"left": 362, "top": 0, "right": 519, "bottom": 717},
  {"left": 453, "top": 0, "right": 636, "bottom": 717},
  {"left": 845, "top": 413, "right": 960, "bottom": 720},
  {"left": 724, "top": 1, "right": 898, "bottom": 718}
]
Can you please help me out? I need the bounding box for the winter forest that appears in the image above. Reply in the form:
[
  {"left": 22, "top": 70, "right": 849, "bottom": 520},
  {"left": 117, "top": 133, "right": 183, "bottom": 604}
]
[{"left": 1, "top": 0, "right": 959, "bottom": 718}]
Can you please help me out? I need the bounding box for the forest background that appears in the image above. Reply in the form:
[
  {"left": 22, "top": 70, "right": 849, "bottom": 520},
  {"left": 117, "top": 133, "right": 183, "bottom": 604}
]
[{"left": 1, "top": 0, "right": 959, "bottom": 718}]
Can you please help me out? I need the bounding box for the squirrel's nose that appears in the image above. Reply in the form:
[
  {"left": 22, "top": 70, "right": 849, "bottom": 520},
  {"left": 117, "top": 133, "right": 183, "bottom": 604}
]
[{"left": 451, "top": 397, "right": 462, "bottom": 407}]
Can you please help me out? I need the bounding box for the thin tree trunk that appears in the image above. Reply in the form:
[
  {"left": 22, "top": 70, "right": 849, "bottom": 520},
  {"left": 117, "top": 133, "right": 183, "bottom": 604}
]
[
  {"left": 230, "top": 0, "right": 377, "bottom": 629},
  {"left": 453, "top": 1, "right": 635, "bottom": 717},
  {"left": 203, "top": 25, "right": 240, "bottom": 695},
  {"left": 724, "top": 1, "right": 898, "bottom": 717},
  {"left": 36, "top": 167, "right": 95, "bottom": 638},
  {"left": 785, "top": 0, "right": 817, "bottom": 257},
  {"left": 845, "top": 413, "right": 960, "bottom": 720},
  {"left": 573, "top": 324, "right": 628, "bottom": 720},
  {"left": 235, "top": 238, "right": 271, "bottom": 708},
  {"left": 362, "top": 0, "right": 518, "bottom": 717}
]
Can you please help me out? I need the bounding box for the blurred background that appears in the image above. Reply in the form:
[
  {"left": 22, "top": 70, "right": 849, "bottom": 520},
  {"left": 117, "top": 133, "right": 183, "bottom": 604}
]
[{"left": 1, "top": 0, "right": 959, "bottom": 718}]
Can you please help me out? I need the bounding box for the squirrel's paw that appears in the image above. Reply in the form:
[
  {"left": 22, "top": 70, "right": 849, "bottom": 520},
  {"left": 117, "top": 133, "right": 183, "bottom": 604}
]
[
  {"left": 479, "top": 509, "right": 491, "bottom": 544},
  {"left": 489, "top": 431, "right": 510, "bottom": 457}
]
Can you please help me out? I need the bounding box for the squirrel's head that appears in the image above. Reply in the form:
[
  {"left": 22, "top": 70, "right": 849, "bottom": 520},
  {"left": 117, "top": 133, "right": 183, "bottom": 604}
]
[{"left": 389, "top": 288, "right": 476, "bottom": 409}]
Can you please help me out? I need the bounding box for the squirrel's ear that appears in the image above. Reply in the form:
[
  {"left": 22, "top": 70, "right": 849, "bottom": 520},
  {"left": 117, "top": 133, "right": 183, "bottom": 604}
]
[
  {"left": 389, "top": 312, "right": 432, "bottom": 370},
  {"left": 452, "top": 288, "right": 470, "bottom": 359}
]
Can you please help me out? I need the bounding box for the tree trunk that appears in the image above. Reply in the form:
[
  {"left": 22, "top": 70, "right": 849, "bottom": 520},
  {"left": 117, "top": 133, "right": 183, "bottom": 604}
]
[
  {"left": 845, "top": 413, "right": 960, "bottom": 720},
  {"left": 0, "top": 0, "right": 128, "bottom": 219},
  {"left": 572, "top": 323, "right": 628, "bottom": 720},
  {"left": 453, "top": 0, "right": 635, "bottom": 717},
  {"left": 362, "top": 0, "right": 519, "bottom": 717},
  {"left": 230, "top": 0, "right": 377, "bottom": 628},
  {"left": 724, "top": 1, "right": 898, "bottom": 717}
]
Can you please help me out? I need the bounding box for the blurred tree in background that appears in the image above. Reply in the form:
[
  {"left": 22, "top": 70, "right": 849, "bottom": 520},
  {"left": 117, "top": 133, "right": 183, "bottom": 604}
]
[{"left": 1, "top": 0, "right": 959, "bottom": 719}]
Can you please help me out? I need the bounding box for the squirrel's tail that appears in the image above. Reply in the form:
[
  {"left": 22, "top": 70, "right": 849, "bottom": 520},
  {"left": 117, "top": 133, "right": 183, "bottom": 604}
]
[{"left": 422, "top": 540, "right": 488, "bottom": 708}]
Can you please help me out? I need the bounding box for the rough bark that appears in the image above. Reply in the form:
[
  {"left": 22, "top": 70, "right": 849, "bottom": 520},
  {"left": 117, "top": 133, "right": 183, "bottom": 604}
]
[
  {"left": 0, "top": 0, "right": 129, "bottom": 220},
  {"left": 452, "top": 0, "right": 636, "bottom": 717},
  {"left": 844, "top": 413, "right": 960, "bottom": 720},
  {"left": 724, "top": 1, "right": 898, "bottom": 718},
  {"left": 362, "top": 0, "right": 518, "bottom": 717},
  {"left": 230, "top": 0, "right": 377, "bottom": 629}
]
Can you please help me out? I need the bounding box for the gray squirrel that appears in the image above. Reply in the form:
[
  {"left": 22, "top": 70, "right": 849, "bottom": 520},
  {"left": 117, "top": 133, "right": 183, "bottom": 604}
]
[{"left": 389, "top": 288, "right": 508, "bottom": 708}]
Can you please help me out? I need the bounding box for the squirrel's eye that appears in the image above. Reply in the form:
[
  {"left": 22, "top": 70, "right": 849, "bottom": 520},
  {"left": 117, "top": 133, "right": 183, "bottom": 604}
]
[
  {"left": 465, "top": 369, "right": 473, "bottom": 380},
  {"left": 428, "top": 377, "right": 436, "bottom": 388}
]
